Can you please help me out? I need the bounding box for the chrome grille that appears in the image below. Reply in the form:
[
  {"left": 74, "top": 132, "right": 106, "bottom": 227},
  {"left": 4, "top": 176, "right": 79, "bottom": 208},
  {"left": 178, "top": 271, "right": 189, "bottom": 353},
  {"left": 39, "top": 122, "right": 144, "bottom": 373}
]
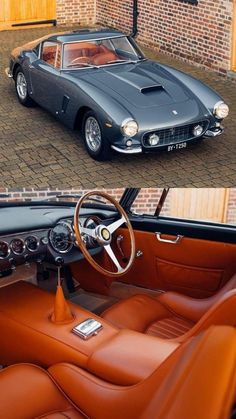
[{"left": 143, "top": 120, "right": 209, "bottom": 148}]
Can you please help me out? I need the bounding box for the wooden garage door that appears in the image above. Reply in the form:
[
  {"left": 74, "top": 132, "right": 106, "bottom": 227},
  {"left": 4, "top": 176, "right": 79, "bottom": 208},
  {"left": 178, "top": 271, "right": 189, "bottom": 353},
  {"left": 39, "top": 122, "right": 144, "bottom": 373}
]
[
  {"left": 169, "top": 188, "right": 229, "bottom": 223},
  {"left": 0, "top": 0, "right": 56, "bottom": 30}
]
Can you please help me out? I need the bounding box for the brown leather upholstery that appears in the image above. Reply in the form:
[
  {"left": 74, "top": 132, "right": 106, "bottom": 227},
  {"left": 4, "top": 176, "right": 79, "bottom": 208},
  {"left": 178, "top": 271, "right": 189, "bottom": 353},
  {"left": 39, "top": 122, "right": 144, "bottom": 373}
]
[
  {"left": 0, "top": 281, "right": 118, "bottom": 368},
  {"left": 103, "top": 273, "right": 236, "bottom": 341},
  {"left": 1, "top": 326, "right": 236, "bottom": 419},
  {"left": 0, "top": 364, "right": 84, "bottom": 419}
]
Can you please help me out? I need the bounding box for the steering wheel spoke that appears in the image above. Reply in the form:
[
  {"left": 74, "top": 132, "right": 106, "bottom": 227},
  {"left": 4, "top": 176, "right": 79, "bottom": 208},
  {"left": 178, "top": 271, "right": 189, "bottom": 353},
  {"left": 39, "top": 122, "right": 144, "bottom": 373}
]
[
  {"left": 80, "top": 226, "right": 96, "bottom": 239},
  {"left": 107, "top": 215, "right": 126, "bottom": 234},
  {"left": 104, "top": 244, "right": 123, "bottom": 272}
]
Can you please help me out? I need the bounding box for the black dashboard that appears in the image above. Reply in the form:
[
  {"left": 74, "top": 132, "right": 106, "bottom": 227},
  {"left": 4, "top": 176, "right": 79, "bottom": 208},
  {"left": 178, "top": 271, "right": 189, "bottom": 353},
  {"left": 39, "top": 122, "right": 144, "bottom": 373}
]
[{"left": 0, "top": 204, "right": 117, "bottom": 274}]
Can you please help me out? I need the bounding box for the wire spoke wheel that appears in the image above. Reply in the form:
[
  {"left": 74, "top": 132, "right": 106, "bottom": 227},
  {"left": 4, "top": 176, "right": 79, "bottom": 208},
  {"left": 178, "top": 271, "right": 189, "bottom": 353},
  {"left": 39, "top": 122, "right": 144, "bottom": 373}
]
[
  {"left": 85, "top": 116, "right": 102, "bottom": 152},
  {"left": 16, "top": 72, "right": 27, "bottom": 100}
]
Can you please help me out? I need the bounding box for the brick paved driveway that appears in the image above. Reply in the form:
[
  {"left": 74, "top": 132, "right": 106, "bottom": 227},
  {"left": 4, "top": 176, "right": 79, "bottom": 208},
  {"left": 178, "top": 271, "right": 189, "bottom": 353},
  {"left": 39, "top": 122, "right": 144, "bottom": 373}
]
[{"left": 0, "top": 26, "right": 235, "bottom": 188}]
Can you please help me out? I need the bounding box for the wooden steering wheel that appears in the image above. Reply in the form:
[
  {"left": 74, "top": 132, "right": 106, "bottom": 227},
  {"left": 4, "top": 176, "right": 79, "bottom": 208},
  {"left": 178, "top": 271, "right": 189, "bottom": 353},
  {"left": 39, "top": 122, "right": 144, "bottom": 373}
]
[{"left": 74, "top": 191, "right": 136, "bottom": 277}]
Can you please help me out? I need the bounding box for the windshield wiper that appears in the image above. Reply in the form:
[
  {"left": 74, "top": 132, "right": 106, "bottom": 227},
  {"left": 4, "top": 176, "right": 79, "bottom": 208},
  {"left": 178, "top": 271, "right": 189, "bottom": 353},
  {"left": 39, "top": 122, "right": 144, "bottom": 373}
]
[
  {"left": 107, "top": 59, "right": 138, "bottom": 64},
  {"left": 65, "top": 62, "right": 98, "bottom": 69}
]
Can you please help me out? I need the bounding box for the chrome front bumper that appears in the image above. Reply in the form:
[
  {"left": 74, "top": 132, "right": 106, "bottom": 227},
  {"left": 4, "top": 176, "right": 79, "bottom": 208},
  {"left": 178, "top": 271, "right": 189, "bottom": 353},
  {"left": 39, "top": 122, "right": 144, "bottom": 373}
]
[
  {"left": 5, "top": 67, "right": 13, "bottom": 78},
  {"left": 204, "top": 126, "right": 224, "bottom": 137},
  {"left": 111, "top": 145, "right": 142, "bottom": 154}
]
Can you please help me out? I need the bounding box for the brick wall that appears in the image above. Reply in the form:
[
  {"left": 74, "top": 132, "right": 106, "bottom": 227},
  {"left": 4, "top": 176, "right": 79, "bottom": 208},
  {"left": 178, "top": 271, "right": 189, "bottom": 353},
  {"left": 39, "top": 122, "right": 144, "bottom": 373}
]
[
  {"left": 56, "top": 0, "right": 96, "bottom": 26},
  {"left": 96, "top": 0, "right": 234, "bottom": 74},
  {"left": 1, "top": 188, "right": 236, "bottom": 224}
]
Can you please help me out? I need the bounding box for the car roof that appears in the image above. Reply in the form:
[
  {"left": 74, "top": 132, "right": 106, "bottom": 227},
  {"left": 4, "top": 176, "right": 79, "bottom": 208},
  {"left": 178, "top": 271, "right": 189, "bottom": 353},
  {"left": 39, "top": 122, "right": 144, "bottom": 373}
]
[{"left": 47, "top": 28, "right": 125, "bottom": 43}]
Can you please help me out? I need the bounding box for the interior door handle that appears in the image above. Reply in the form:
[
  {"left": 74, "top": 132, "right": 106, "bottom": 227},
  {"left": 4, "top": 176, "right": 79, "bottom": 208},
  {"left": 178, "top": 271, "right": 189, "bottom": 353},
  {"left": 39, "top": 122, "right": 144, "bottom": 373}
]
[{"left": 156, "top": 232, "right": 183, "bottom": 244}]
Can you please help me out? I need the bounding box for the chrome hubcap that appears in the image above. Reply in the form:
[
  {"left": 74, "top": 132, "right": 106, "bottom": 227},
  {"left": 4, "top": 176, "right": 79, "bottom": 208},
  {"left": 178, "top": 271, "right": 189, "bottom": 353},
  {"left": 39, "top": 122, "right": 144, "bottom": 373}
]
[
  {"left": 85, "top": 117, "right": 102, "bottom": 152},
  {"left": 16, "top": 72, "right": 27, "bottom": 100}
]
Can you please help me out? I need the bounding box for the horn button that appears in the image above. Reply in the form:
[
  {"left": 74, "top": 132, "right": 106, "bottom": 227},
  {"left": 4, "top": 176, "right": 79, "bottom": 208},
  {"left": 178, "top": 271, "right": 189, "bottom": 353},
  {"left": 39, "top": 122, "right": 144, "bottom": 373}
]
[{"left": 95, "top": 225, "right": 112, "bottom": 245}]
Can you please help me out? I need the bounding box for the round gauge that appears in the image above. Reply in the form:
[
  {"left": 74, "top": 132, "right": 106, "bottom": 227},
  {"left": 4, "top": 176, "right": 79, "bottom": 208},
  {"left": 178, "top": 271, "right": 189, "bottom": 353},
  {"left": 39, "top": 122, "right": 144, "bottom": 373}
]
[
  {"left": 0, "top": 241, "right": 10, "bottom": 259},
  {"left": 49, "top": 222, "right": 73, "bottom": 253},
  {"left": 84, "top": 215, "right": 101, "bottom": 229},
  {"left": 10, "top": 238, "right": 25, "bottom": 255},
  {"left": 25, "top": 235, "right": 39, "bottom": 252}
]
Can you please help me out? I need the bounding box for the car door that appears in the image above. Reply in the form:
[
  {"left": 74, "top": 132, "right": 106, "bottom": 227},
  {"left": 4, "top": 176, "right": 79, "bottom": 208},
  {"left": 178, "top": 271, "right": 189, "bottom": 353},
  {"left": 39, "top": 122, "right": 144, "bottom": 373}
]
[
  {"left": 115, "top": 221, "right": 236, "bottom": 298},
  {"left": 113, "top": 189, "right": 236, "bottom": 298},
  {"left": 29, "top": 41, "right": 63, "bottom": 113},
  {"left": 70, "top": 188, "right": 236, "bottom": 299}
]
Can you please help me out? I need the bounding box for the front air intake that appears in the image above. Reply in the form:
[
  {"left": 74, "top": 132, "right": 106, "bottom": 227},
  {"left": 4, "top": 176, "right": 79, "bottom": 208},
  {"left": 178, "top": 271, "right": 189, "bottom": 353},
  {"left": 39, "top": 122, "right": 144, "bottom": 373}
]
[{"left": 140, "top": 84, "right": 164, "bottom": 94}]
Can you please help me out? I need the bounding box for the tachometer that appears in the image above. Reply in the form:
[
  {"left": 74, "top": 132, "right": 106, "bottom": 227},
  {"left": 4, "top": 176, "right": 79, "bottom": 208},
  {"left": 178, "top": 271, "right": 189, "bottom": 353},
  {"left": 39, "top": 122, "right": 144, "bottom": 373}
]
[
  {"left": 0, "top": 241, "right": 10, "bottom": 259},
  {"left": 49, "top": 221, "right": 73, "bottom": 253},
  {"left": 10, "top": 238, "right": 25, "bottom": 255}
]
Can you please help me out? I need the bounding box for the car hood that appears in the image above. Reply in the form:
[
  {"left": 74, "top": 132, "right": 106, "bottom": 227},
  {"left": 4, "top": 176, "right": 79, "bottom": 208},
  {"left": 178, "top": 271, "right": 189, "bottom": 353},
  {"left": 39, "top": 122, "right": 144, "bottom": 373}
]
[
  {"left": 80, "top": 60, "right": 202, "bottom": 110},
  {"left": 70, "top": 60, "right": 209, "bottom": 129}
]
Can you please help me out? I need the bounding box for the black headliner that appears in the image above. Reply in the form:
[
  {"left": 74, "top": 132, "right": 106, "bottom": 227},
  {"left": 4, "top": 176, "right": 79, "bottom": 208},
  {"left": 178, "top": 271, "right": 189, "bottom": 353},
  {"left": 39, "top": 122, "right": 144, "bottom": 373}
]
[{"left": 48, "top": 28, "right": 125, "bottom": 43}]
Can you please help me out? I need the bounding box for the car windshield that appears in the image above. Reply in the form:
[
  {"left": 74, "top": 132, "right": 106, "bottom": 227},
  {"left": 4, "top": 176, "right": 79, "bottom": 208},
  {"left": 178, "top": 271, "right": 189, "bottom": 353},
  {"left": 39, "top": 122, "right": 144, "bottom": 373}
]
[{"left": 62, "top": 36, "right": 143, "bottom": 69}]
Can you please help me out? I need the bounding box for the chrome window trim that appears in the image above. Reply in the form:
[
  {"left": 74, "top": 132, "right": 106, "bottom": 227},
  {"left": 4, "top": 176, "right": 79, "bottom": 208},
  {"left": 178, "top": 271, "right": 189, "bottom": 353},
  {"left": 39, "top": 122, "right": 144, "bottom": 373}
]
[{"left": 40, "top": 40, "right": 62, "bottom": 70}]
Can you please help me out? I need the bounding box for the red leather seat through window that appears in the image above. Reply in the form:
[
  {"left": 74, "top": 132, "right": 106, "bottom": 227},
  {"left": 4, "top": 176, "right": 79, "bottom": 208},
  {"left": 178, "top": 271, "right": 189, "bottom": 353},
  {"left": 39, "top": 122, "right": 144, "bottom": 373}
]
[{"left": 92, "top": 51, "right": 118, "bottom": 65}]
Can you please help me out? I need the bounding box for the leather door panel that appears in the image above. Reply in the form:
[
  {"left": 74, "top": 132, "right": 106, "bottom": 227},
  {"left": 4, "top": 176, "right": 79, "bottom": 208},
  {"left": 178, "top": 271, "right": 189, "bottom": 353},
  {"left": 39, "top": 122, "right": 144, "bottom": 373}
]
[{"left": 114, "top": 229, "right": 236, "bottom": 298}]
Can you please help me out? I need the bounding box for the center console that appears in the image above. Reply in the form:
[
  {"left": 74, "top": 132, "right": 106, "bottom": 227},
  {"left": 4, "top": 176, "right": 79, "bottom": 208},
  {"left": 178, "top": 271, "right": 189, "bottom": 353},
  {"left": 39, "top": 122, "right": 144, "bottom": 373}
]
[{"left": 0, "top": 281, "right": 179, "bottom": 385}]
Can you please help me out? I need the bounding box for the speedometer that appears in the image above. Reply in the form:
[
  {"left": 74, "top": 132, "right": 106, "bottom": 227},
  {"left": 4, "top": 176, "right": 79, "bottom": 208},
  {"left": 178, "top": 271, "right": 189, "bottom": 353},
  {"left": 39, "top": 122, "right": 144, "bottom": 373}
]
[{"left": 49, "top": 222, "right": 73, "bottom": 253}]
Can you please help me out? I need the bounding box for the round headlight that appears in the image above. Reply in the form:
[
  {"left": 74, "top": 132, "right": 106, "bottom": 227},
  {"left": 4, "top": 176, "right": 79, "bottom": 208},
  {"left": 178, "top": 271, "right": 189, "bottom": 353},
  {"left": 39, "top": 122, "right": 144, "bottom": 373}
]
[
  {"left": 214, "top": 102, "right": 229, "bottom": 119},
  {"left": 121, "top": 119, "right": 139, "bottom": 137},
  {"left": 148, "top": 133, "right": 160, "bottom": 146},
  {"left": 193, "top": 124, "right": 203, "bottom": 137}
]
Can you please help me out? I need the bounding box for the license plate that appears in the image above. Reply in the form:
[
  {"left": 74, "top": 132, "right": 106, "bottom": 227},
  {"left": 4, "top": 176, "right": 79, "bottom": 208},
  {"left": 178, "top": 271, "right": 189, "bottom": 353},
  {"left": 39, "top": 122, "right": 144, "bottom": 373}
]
[{"left": 167, "top": 142, "right": 187, "bottom": 152}]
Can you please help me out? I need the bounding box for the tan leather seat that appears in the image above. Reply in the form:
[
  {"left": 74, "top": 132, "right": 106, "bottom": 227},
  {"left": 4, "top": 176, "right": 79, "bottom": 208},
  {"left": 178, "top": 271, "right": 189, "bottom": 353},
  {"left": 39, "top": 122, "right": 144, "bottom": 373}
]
[
  {"left": 1, "top": 326, "right": 236, "bottom": 419},
  {"left": 103, "top": 273, "right": 236, "bottom": 341}
]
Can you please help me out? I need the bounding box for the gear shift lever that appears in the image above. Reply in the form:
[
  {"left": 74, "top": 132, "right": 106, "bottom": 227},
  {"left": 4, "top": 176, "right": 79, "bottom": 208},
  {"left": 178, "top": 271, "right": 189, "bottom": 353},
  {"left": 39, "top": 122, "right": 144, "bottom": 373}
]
[
  {"left": 55, "top": 256, "right": 64, "bottom": 287},
  {"left": 50, "top": 256, "right": 74, "bottom": 324}
]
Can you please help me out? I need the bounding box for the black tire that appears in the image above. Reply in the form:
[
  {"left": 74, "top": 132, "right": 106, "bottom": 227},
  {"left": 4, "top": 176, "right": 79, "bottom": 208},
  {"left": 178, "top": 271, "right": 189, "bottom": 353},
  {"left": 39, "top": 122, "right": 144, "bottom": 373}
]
[
  {"left": 14, "top": 67, "right": 35, "bottom": 107},
  {"left": 82, "top": 110, "right": 112, "bottom": 161}
]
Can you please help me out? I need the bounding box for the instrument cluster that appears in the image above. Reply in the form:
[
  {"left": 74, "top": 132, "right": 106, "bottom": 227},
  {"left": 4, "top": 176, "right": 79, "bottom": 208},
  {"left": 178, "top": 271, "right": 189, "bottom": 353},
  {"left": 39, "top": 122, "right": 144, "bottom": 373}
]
[
  {"left": 0, "top": 235, "right": 41, "bottom": 259},
  {"left": 48, "top": 216, "right": 101, "bottom": 254},
  {"left": 0, "top": 215, "right": 103, "bottom": 273}
]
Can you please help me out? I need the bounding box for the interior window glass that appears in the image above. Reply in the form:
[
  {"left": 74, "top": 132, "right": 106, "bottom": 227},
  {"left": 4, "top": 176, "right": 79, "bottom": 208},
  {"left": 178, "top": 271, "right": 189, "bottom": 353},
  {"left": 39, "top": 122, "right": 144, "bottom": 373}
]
[
  {"left": 41, "top": 42, "right": 59, "bottom": 67},
  {"left": 131, "top": 189, "right": 164, "bottom": 215},
  {"left": 131, "top": 188, "right": 236, "bottom": 226}
]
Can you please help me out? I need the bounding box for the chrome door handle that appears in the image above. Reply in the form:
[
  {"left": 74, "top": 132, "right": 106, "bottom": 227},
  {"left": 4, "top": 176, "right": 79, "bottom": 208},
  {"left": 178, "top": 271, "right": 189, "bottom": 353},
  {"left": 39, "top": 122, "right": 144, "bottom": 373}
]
[{"left": 156, "top": 232, "right": 183, "bottom": 244}]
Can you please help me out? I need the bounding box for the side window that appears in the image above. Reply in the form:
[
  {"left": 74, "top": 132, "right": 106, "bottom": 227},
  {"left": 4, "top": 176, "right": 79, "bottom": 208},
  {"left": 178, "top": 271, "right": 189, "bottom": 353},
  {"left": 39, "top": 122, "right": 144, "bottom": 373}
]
[
  {"left": 33, "top": 44, "right": 40, "bottom": 57},
  {"left": 160, "top": 188, "right": 234, "bottom": 225},
  {"left": 41, "top": 42, "right": 61, "bottom": 68},
  {"left": 131, "top": 188, "right": 236, "bottom": 226}
]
